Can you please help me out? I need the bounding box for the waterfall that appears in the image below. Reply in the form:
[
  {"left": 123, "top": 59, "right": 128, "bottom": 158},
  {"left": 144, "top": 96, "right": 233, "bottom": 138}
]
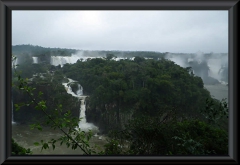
[
  {"left": 50, "top": 56, "right": 80, "bottom": 67},
  {"left": 51, "top": 56, "right": 64, "bottom": 67},
  {"left": 50, "top": 54, "right": 134, "bottom": 68},
  {"left": 32, "top": 57, "right": 38, "bottom": 64},
  {"left": 62, "top": 78, "right": 98, "bottom": 132},
  {"left": 62, "top": 78, "right": 81, "bottom": 97},
  {"left": 79, "top": 98, "right": 86, "bottom": 123},
  {"left": 76, "top": 84, "right": 83, "bottom": 95},
  {"left": 208, "top": 58, "right": 223, "bottom": 82},
  {"left": 12, "top": 57, "right": 18, "bottom": 68}
]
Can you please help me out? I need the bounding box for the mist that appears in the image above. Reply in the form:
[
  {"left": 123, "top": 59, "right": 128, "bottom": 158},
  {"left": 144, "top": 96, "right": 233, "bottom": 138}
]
[
  {"left": 12, "top": 11, "right": 228, "bottom": 53},
  {"left": 166, "top": 51, "right": 228, "bottom": 85}
]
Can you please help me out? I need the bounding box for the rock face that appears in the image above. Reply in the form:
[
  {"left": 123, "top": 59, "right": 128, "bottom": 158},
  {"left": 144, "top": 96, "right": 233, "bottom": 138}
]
[{"left": 85, "top": 100, "right": 133, "bottom": 134}]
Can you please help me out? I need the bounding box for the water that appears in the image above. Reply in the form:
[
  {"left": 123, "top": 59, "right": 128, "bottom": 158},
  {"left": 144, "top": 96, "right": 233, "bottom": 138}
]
[
  {"left": 62, "top": 78, "right": 98, "bottom": 132},
  {"left": 12, "top": 77, "right": 104, "bottom": 155},
  {"left": 62, "top": 78, "right": 82, "bottom": 97},
  {"left": 76, "top": 96, "right": 99, "bottom": 132},
  {"left": 12, "top": 124, "right": 107, "bottom": 155},
  {"left": 12, "top": 57, "right": 18, "bottom": 68},
  {"left": 207, "top": 58, "right": 222, "bottom": 81},
  {"left": 50, "top": 55, "right": 91, "bottom": 67},
  {"left": 50, "top": 55, "right": 135, "bottom": 67},
  {"left": 204, "top": 83, "right": 228, "bottom": 101},
  {"left": 32, "top": 57, "right": 38, "bottom": 64}
]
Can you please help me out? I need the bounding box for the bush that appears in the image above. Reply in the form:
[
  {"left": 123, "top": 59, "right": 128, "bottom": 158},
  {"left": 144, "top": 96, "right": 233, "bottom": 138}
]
[
  {"left": 171, "top": 120, "right": 228, "bottom": 155},
  {"left": 12, "top": 138, "right": 32, "bottom": 155},
  {"left": 110, "top": 117, "right": 228, "bottom": 155}
]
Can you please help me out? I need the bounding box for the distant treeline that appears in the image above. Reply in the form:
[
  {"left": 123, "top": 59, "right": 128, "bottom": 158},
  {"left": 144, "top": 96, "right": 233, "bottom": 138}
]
[
  {"left": 12, "top": 44, "right": 227, "bottom": 60},
  {"left": 12, "top": 44, "right": 77, "bottom": 57},
  {"left": 12, "top": 44, "right": 168, "bottom": 59}
]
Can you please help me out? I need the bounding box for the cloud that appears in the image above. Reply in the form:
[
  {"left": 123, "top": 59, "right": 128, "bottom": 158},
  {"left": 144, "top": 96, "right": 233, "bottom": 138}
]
[{"left": 12, "top": 10, "right": 228, "bottom": 53}]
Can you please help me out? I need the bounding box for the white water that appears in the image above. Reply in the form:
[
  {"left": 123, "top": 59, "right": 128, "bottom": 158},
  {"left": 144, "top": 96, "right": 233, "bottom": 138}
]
[
  {"left": 79, "top": 99, "right": 87, "bottom": 123},
  {"left": 32, "top": 57, "right": 38, "bottom": 64},
  {"left": 62, "top": 78, "right": 82, "bottom": 97},
  {"left": 12, "top": 79, "right": 103, "bottom": 155},
  {"left": 12, "top": 57, "right": 19, "bottom": 68},
  {"left": 207, "top": 58, "right": 222, "bottom": 81},
  {"left": 51, "top": 56, "right": 73, "bottom": 67},
  {"left": 50, "top": 55, "right": 136, "bottom": 67},
  {"left": 11, "top": 82, "right": 227, "bottom": 155},
  {"left": 13, "top": 56, "right": 38, "bottom": 66},
  {"left": 167, "top": 54, "right": 228, "bottom": 85},
  {"left": 62, "top": 78, "right": 98, "bottom": 132},
  {"left": 76, "top": 84, "right": 83, "bottom": 95},
  {"left": 50, "top": 55, "right": 96, "bottom": 67}
]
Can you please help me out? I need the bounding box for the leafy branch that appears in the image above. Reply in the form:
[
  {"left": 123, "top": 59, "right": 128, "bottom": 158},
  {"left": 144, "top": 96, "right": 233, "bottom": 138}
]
[{"left": 12, "top": 55, "right": 97, "bottom": 155}]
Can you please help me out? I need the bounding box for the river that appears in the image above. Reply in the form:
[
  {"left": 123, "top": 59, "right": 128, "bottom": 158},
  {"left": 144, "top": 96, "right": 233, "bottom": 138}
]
[
  {"left": 204, "top": 83, "right": 228, "bottom": 101},
  {"left": 12, "top": 124, "right": 107, "bottom": 155}
]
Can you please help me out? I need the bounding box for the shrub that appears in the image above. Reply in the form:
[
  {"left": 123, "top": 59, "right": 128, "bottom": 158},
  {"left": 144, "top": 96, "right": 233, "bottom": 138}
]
[{"left": 11, "top": 138, "right": 32, "bottom": 155}]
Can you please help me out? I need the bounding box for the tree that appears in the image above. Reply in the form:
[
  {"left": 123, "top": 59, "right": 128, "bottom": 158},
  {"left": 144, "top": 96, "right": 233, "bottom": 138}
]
[
  {"left": 11, "top": 138, "right": 32, "bottom": 155},
  {"left": 105, "top": 53, "right": 116, "bottom": 60},
  {"left": 12, "top": 54, "right": 228, "bottom": 155},
  {"left": 12, "top": 55, "right": 98, "bottom": 155}
]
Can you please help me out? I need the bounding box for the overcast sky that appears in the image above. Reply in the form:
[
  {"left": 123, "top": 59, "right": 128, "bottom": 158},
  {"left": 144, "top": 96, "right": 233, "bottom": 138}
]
[{"left": 12, "top": 10, "right": 228, "bottom": 53}]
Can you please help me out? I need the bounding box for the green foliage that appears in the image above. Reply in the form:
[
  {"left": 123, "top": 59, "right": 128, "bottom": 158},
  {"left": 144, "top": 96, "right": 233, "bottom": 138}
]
[
  {"left": 104, "top": 139, "right": 122, "bottom": 155},
  {"left": 171, "top": 120, "right": 228, "bottom": 155},
  {"left": 30, "top": 123, "right": 42, "bottom": 131},
  {"left": 61, "top": 57, "right": 214, "bottom": 132},
  {"left": 12, "top": 61, "right": 80, "bottom": 125},
  {"left": 12, "top": 44, "right": 76, "bottom": 58},
  {"left": 105, "top": 53, "right": 117, "bottom": 60},
  {"left": 201, "top": 98, "right": 228, "bottom": 126},
  {"left": 12, "top": 54, "right": 228, "bottom": 156},
  {"left": 12, "top": 56, "right": 98, "bottom": 155},
  {"left": 12, "top": 138, "right": 32, "bottom": 155},
  {"left": 172, "top": 134, "right": 207, "bottom": 155},
  {"left": 107, "top": 117, "right": 228, "bottom": 155}
]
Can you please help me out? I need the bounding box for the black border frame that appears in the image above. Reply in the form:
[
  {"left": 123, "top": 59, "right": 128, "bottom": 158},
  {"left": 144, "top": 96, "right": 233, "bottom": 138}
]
[{"left": 0, "top": 0, "right": 238, "bottom": 164}]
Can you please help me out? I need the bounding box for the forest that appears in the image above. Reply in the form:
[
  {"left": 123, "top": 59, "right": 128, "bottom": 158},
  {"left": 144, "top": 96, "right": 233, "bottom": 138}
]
[{"left": 12, "top": 45, "right": 228, "bottom": 155}]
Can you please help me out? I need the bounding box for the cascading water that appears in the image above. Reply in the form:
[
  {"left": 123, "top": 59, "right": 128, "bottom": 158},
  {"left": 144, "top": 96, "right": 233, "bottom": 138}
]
[
  {"left": 51, "top": 56, "right": 66, "bottom": 67},
  {"left": 79, "top": 98, "right": 87, "bottom": 123},
  {"left": 49, "top": 54, "right": 133, "bottom": 68},
  {"left": 32, "top": 57, "right": 38, "bottom": 64},
  {"left": 76, "top": 84, "right": 83, "bottom": 96},
  {"left": 51, "top": 56, "right": 82, "bottom": 67},
  {"left": 12, "top": 57, "right": 18, "bottom": 68},
  {"left": 62, "top": 78, "right": 98, "bottom": 132},
  {"left": 62, "top": 78, "right": 81, "bottom": 97},
  {"left": 207, "top": 58, "right": 228, "bottom": 85}
]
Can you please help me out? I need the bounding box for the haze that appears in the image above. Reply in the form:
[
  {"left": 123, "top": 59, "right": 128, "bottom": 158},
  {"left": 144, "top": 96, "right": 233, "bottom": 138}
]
[{"left": 12, "top": 10, "right": 228, "bottom": 53}]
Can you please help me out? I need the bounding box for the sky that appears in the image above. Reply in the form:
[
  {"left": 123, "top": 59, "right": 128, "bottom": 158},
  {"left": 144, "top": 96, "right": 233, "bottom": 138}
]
[{"left": 12, "top": 10, "right": 228, "bottom": 53}]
